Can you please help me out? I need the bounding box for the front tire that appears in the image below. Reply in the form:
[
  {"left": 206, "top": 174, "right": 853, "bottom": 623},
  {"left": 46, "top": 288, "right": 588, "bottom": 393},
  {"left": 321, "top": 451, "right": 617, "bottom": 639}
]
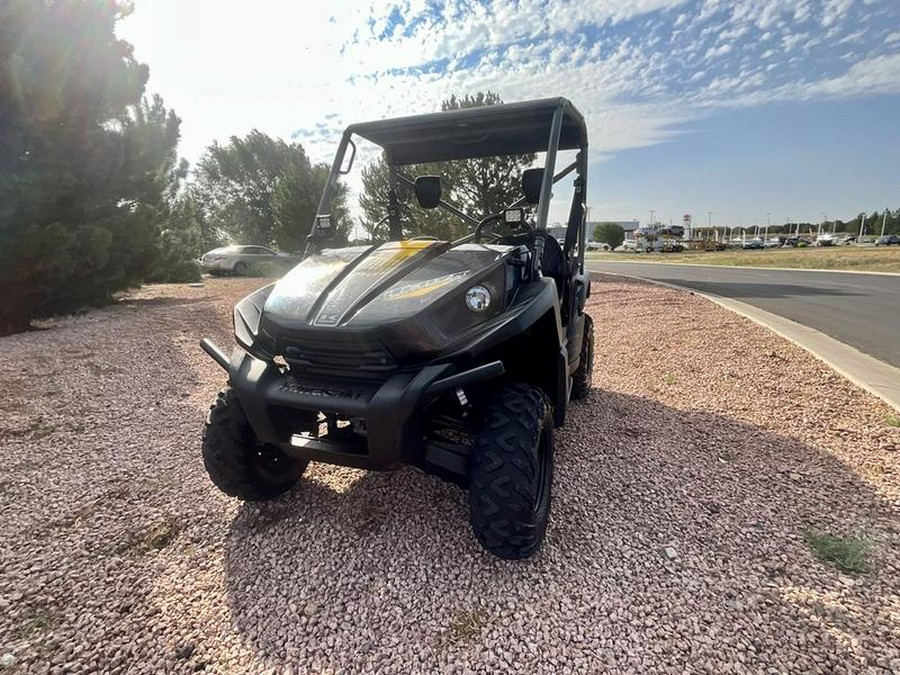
[
  {"left": 202, "top": 387, "right": 307, "bottom": 501},
  {"left": 469, "top": 384, "right": 554, "bottom": 559},
  {"left": 233, "top": 261, "right": 248, "bottom": 275},
  {"left": 570, "top": 313, "right": 594, "bottom": 401}
]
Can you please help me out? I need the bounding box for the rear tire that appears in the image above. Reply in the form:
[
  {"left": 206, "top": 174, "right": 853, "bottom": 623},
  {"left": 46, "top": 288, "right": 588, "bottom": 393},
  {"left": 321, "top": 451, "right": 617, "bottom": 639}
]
[
  {"left": 202, "top": 387, "right": 307, "bottom": 501},
  {"left": 233, "top": 261, "right": 248, "bottom": 276},
  {"left": 469, "top": 383, "right": 553, "bottom": 559},
  {"left": 570, "top": 313, "right": 594, "bottom": 401}
]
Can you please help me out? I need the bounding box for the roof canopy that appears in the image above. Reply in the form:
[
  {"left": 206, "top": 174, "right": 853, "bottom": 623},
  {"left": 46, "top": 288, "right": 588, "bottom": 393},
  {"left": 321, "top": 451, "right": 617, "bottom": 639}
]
[{"left": 346, "top": 97, "right": 587, "bottom": 165}]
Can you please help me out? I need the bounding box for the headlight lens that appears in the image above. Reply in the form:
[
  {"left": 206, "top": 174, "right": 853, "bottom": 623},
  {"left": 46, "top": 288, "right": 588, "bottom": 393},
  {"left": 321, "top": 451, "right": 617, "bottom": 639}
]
[{"left": 465, "top": 285, "right": 491, "bottom": 312}]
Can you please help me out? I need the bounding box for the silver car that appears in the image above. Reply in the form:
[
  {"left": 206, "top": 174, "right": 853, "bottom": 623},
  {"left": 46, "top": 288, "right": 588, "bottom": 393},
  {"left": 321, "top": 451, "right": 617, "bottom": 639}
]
[{"left": 199, "top": 245, "right": 289, "bottom": 276}]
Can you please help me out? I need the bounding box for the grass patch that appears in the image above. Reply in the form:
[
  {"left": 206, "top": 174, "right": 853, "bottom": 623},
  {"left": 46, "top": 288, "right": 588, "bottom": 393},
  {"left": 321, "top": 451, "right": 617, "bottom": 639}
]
[
  {"left": 446, "top": 608, "right": 488, "bottom": 644},
  {"left": 885, "top": 414, "right": 900, "bottom": 428},
  {"left": 804, "top": 530, "right": 871, "bottom": 574},
  {"left": 664, "top": 372, "right": 677, "bottom": 385},
  {"left": 587, "top": 246, "right": 900, "bottom": 274}
]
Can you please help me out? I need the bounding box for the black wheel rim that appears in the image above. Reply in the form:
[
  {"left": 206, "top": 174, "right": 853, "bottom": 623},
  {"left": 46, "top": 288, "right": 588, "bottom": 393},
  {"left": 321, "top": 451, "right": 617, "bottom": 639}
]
[{"left": 252, "top": 443, "right": 292, "bottom": 482}]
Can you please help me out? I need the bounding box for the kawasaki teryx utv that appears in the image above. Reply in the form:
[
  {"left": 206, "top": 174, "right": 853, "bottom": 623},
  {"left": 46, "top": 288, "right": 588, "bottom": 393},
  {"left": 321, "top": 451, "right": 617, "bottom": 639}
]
[{"left": 200, "top": 98, "right": 594, "bottom": 558}]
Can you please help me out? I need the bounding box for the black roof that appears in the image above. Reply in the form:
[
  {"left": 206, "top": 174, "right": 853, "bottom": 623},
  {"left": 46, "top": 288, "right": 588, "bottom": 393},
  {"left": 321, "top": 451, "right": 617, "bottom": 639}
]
[{"left": 346, "top": 97, "right": 587, "bottom": 165}]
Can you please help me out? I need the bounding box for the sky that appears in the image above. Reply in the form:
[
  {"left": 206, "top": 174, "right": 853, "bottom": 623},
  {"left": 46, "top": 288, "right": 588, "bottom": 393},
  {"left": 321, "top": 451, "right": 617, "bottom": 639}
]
[{"left": 116, "top": 0, "right": 900, "bottom": 228}]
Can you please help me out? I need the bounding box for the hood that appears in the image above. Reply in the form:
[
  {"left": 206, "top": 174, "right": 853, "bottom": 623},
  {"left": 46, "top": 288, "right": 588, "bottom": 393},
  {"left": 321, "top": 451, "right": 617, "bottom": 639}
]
[{"left": 263, "top": 240, "right": 510, "bottom": 329}]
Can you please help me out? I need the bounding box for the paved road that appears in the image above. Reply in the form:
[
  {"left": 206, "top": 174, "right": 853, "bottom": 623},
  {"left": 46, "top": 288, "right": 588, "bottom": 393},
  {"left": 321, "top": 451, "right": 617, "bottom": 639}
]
[{"left": 587, "top": 261, "right": 900, "bottom": 367}]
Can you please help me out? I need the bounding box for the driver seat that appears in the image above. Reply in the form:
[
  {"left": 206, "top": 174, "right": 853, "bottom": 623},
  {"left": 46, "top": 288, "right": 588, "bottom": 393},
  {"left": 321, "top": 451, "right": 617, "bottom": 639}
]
[{"left": 541, "top": 235, "right": 566, "bottom": 297}]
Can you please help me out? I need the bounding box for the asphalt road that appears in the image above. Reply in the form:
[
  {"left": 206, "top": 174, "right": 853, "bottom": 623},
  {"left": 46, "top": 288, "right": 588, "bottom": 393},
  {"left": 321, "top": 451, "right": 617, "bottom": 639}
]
[{"left": 587, "top": 261, "right": 900, "bottom": 367}]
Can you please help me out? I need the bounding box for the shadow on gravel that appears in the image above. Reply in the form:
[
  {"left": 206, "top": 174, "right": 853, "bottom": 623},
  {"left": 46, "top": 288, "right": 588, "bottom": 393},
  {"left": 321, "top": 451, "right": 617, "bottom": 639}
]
[{"left": 222, "top": 390, "right": 898, "bottom": 672}]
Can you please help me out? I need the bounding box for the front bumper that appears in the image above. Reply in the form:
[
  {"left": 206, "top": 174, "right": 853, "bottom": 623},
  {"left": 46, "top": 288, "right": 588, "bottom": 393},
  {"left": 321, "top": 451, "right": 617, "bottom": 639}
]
[{"left": 222, "top": 346, "right": 500, "bottom": 471}]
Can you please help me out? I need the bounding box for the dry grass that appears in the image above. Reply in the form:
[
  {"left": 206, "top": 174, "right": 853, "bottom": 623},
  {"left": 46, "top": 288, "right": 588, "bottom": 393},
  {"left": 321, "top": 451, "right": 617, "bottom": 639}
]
[
  {"left": 445, "top": 609, "right": 488, "bottom": 645},
  {"left": 588, "top": 246, "right": 900, "bottom": 273}
]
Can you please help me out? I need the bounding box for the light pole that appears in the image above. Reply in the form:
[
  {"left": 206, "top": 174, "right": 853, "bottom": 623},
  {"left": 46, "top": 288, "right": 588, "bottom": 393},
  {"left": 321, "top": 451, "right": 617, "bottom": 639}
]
[
  {"left": 649, "top": 209, "right": 655, "bottom": 225},
  {"left": 707, "top": 210, "right": 714, "bottom": 241},
  {"left": 858, "top": 212, "right": 866, "bottom": 239},
  {"left": 765, "top": 212, "right": 771, "bottom": 242},
  {"left": 882, "top": 209, "right": 888, "bottom": 237}
]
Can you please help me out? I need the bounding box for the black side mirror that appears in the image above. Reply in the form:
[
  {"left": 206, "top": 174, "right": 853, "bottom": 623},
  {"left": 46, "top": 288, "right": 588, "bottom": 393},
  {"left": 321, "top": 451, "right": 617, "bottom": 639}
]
[
  {"left": 522, "top": 168, "right": 543, "bottom": 205},
  {"left": 415, "top": 176, "right": 441, "bottom": 209}
]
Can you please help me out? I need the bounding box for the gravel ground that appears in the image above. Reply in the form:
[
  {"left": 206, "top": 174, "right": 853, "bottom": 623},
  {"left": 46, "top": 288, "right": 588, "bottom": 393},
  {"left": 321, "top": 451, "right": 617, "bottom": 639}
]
[{"left": 1, "top": 275, "right": 898, "bottom": 674}]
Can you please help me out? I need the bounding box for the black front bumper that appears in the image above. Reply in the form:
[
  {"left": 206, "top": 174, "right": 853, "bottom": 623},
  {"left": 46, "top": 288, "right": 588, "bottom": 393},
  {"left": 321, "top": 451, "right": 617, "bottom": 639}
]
[{"left": 223, "top": 346, "right": 501, "bottom": 471}]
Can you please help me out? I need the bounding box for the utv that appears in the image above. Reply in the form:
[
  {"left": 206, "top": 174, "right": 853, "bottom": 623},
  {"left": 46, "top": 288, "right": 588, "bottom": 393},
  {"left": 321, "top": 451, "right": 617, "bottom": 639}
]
[{"left": 200, "top": 97, "right": 594, "bottom": 559}]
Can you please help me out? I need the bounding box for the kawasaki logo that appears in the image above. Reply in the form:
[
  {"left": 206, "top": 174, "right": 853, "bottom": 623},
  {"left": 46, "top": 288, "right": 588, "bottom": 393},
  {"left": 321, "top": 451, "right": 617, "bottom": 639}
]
[{"left": 279, "top": 380, "right": 363, "bottom": 399}]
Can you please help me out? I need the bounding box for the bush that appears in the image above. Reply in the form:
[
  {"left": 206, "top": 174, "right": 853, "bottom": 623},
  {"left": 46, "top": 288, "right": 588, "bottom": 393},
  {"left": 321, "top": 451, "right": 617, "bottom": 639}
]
[
  {"left": 245, "top": 258, "right": 297, "bottom": 278},
  {"left": 147, "top": 259, "right": 201, "bottom": 284},
  {"left": 797, "top": 241, "right": 808, "bottom": 248}
]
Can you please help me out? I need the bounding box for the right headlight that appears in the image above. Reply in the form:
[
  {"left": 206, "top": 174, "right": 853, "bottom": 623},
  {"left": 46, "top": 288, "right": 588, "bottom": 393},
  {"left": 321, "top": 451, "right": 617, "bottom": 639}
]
[{"left": 465, "top": 285, "right": 491, "bottom": 312}]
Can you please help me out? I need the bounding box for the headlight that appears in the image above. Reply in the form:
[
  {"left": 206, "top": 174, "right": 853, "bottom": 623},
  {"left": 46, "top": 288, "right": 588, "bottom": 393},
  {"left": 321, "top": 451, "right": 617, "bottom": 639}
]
[{"left": 465, "top": 285, "right": 491, "bottom": 312}]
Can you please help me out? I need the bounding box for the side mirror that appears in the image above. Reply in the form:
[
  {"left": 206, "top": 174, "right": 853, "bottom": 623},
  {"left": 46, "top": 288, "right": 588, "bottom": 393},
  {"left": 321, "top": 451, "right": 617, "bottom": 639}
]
[
  {"left": 522, "top": 168, "right": 544, "bottom": 205},
  {"left": 414, "top": 176, "right": 441, "bottom": 209}
]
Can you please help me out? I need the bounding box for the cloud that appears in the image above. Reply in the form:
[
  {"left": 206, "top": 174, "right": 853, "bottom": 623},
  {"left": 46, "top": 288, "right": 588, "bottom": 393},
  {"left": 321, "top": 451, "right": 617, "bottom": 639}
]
[{"left": 117, "top": 0, "right": 900, "bottom": 172}]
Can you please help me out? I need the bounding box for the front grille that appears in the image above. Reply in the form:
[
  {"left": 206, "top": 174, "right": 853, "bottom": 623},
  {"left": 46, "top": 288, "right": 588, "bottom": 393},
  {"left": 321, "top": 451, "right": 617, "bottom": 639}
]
[{"left": 279, "top": 342, "right": 397, "bottom": 380}]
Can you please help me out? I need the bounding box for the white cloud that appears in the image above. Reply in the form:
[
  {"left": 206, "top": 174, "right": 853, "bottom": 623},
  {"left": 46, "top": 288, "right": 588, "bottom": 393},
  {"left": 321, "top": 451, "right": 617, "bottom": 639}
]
[
  {"left": 116, "top": 0, "right": 899, "bottom": 185},
  {"left": 705, "top": 43, "right": 733, "bottom": 58}
]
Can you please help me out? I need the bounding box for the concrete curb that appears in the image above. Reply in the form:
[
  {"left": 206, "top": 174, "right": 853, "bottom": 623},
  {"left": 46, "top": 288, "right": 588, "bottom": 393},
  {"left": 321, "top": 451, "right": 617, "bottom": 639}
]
[{"left": 598, "top": 271, "right": 900, "bottom": 413}]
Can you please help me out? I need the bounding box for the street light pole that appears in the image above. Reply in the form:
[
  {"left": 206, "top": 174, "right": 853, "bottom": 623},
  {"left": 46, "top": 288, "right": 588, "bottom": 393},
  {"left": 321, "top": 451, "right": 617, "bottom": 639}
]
[
  {"left": 707, "top": 210, "right": 714, "bottom": 241},
  {"left": 858, "top": 213, "right": 866, "bottom": 239},
  {"left": 882, "top": 210, "right": 888, "bottom": 237},
  {"left": 765, "top": 212, "right": 771, "bottom": 242}
]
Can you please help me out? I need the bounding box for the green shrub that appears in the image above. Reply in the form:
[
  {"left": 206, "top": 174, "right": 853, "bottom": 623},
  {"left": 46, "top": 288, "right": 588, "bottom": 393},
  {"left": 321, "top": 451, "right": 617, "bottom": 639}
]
[
  {"left": 804, "top": 530, "right": 871, "bottom": 574},
  {"left": 797, "top": 241, "right": 808, "bottom": 248},
  {"left": 147, "top": 259, "right": 201, "bottom": 284},
  {"left": 245, "top": 258, "right": 297, "bottom": 278}
]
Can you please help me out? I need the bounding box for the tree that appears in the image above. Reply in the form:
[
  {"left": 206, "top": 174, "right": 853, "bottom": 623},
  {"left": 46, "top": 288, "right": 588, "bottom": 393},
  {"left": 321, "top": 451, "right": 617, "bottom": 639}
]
[
  {"left": 593, "top": 222, "right": 625, "bottom": 249},
  {"left": 195, "top": 131, "right": 348, "bottom": 252},
  {"left": 0, "top": 0, "right": 181, "bottom": 335},
  {"left": 357, "top": 91, "right": 536, "bottom": 242}
]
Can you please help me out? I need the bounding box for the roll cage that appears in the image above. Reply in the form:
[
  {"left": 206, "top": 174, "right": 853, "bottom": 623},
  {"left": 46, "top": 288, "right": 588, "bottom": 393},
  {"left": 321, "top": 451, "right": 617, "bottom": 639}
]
[{"left": 309, "top": 97, "right": 589, "bottom": 276}]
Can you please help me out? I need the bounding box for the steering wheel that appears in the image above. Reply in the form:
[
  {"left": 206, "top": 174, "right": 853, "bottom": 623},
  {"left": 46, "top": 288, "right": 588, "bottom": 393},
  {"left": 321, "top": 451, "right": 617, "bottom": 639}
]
[{"left": 473, "top": 213, "right": 503, "bottom": 244}]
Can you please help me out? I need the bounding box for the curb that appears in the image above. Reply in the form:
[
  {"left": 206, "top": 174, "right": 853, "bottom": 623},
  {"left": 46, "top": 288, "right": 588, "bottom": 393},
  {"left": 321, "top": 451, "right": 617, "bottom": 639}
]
[{"left": 597, "top": 271, "right": 900, "bottom": 413}]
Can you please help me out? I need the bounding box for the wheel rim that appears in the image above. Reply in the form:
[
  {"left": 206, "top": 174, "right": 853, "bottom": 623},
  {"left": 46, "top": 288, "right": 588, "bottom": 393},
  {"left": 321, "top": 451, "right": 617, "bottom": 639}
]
[{"left": 252, "top": 443, "right": 293, "bottom": 482}]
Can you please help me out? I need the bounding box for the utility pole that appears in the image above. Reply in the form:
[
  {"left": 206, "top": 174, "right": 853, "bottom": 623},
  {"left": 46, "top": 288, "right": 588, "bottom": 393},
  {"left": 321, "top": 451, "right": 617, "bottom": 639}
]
[
  {"left": 858, "top": 212, "right": 866, "bottom": 239},
  {"left": 765, "top": 212, "right": 771, "bottom": 242},
  {"left": 649, "top": 209, "right": 655, "bottom": 226},
  {"left": 882, "top": 209, "right": 888, "bottom": 237},
  {"left": 707, "top": 210, "right": 714, "bottom": 241}
]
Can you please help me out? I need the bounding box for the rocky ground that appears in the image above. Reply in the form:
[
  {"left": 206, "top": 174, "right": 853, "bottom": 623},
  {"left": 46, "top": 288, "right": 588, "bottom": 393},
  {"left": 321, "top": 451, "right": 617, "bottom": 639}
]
[{"left": 0, "top": 275, "right": 898, "bottom": 674}]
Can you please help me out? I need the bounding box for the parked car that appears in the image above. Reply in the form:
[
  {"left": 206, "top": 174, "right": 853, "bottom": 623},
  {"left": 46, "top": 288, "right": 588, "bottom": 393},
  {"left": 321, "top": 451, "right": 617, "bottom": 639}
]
[
  {"left": 742, "top": 238, "right": 764, "bottom": 250},
  {"left": 837, "top": 234, "right": 857, "bottom": 245},
  {"left": 199, "top": 245, "right": 291, "bottom": 275},
  {"left": 815, "top": 233, "right": 836, "bottom": 247},
  {"left": 874, "top": 234, "right": 900, "bottom": 246},
  {"left": 586, "top": 241, "right": 611, "bottom": 251}
]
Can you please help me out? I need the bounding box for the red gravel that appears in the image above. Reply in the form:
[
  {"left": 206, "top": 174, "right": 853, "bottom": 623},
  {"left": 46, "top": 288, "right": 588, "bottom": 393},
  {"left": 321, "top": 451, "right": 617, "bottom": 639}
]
[{"left": 0, "top": 274, "right": 897, "bottom": 674}]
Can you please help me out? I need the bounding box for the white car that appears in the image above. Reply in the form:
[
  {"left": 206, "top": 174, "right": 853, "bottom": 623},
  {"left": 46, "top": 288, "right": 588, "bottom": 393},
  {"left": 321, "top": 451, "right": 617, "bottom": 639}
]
[
  {"left": 586, "top": 241, "right": 611, "bottom": 251},
  {"left": 199, "top": 245, "right": 292, "bottom": 276}
]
